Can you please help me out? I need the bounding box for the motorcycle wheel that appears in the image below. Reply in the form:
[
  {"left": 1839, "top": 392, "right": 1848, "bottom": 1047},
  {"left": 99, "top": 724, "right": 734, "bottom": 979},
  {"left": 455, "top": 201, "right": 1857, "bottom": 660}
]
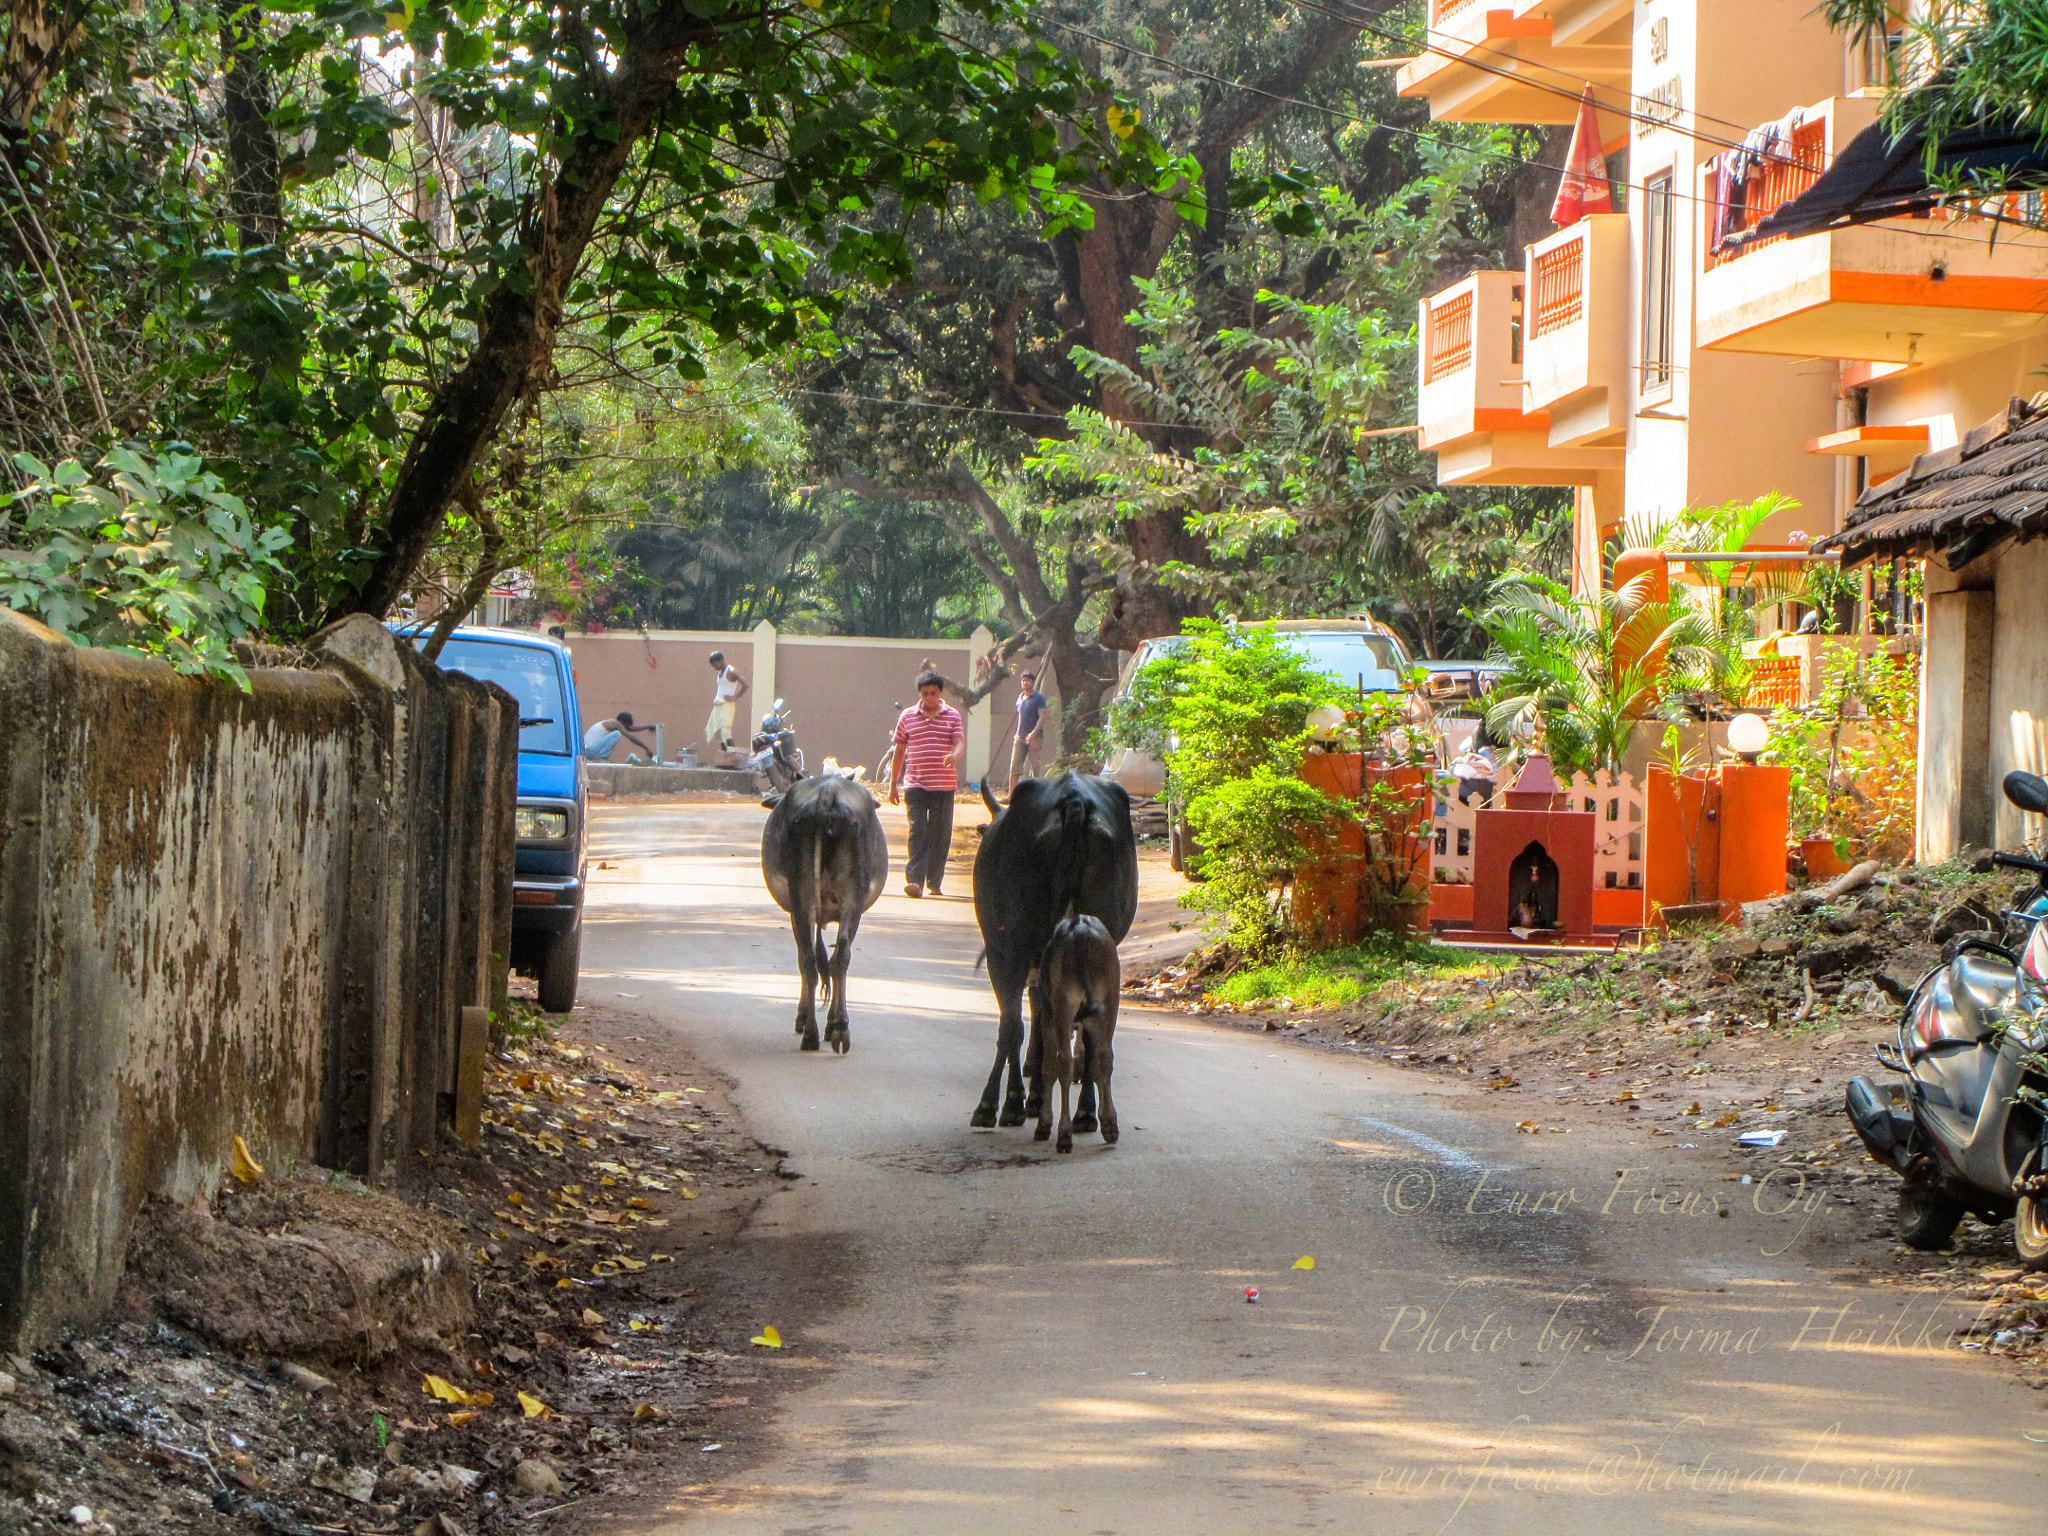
[
  {"left": 2016, "top": 1195, "right": 2048, "bottom": 1269},
  {"left": 1896, "top": 1177, "right": 1967, "bottom": 1251}
]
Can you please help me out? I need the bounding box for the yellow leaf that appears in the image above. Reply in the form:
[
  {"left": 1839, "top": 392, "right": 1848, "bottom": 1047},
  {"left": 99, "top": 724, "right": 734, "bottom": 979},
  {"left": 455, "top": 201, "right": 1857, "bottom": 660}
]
[
  {"left": 448, "top": 1410, "right": 481, "bottom": 1427},
  {"left": 750, "top": 1325, "right": 783, "bottom": 1349},
  {"left": 230, "top": 1135, "right": 264, "bottom": 1186},
  {"left": 554, "top": 1278, "right": 574, "bottom": 1290},
  {"left": 633, "top": 1402, "right": 668, "bottom": 1420},
  {"left": 627, "top": 1197, "right": 652, "bottom": 1210},
  {"left": 628, "top": 1320, "right": 650, "bottom": 1331},
  {"left": 615, "top": 1256, "right": 647, "bottom": 1272},
  {"left": 1105, "top": 104, "right": 1140, "bottom": 140},
  {"left": 682, "top": 1189, "right": 699, "bottom": 1200},
  {"left": 1291, "top": 1256, "right": 1315, "bottom": 1271},
  {"left": 650, "top": 1253, "right": 673, "bottom": 1263},
  {"left": 422, "top": 1375, "right": 485, "bottom": 1405},
  {"left": 518, "top": 1391, "right": 550, "bottom": 1419},
  {"left": 580, "top": 1308, "right": 606, "bottom": 1327}
]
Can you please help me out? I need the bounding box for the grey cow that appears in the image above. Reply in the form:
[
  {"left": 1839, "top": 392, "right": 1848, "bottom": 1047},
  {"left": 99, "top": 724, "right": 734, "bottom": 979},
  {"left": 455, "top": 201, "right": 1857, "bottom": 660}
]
[
  {"left": 761, "top": 776, "right": 889, "bottom": 1052},
  {"left": 1033, "top": 913, "right": 1121, "bottom": 1153}
]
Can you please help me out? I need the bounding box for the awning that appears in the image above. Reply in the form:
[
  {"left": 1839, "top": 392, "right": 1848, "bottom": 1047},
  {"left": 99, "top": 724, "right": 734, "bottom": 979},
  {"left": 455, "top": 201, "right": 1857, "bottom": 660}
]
[
  {"left": 1745, "top": 112, "right": 2048, "bottom": 244},
  {"left": 1812, "top": 395, "right": 2048, "bottom": 570}
]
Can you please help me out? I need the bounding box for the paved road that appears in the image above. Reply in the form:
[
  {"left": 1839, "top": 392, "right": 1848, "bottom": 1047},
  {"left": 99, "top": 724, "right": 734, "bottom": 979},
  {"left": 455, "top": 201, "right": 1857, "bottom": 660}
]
[{"left": 584, "top": 799, "right": 2045, "bottom": 1535}]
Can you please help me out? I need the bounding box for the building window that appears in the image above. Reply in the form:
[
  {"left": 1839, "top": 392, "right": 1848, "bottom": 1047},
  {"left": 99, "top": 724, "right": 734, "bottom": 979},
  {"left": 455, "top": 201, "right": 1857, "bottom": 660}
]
[{"left": 1640, "top": 170, "right": 1674, "bottom": 395}]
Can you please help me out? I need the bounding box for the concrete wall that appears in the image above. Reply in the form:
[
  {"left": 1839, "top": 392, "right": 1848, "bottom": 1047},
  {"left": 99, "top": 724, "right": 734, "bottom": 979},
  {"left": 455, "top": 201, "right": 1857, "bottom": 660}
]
[
  {"left": 0, "top": 614, "right": 516, "bottom": 1349},
  {"left": 546, "top": 626, "right": 1013, "bottom": 786}
]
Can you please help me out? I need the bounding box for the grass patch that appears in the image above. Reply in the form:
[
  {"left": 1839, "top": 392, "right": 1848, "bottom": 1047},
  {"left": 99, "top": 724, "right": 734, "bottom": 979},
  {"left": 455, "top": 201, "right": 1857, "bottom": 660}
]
[{"left": 1208, "top": 937, "right": 1483, "bottom": 1008}]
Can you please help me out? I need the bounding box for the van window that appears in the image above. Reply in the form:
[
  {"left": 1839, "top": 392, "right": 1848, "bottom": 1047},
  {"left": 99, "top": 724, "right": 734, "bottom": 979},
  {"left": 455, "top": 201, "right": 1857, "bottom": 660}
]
[{"left": 431, "top": 638, "right": 574, "bottom": 756}]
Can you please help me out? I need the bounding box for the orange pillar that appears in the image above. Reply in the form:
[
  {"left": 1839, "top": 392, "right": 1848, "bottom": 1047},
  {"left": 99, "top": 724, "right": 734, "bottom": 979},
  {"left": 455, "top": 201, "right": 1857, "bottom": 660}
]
[
  {"left": 1645, "top": 764, "right": 1721, "bottom": 914},
  {"left": 1295, "top": 752, "right": 1365, "bottom": 946},
  {"left": 1611, "top": 548, "right": 1672, "bottom": 703},
  {"left": 1717, "top": 763, "right": 1791, "bottom": 909}
]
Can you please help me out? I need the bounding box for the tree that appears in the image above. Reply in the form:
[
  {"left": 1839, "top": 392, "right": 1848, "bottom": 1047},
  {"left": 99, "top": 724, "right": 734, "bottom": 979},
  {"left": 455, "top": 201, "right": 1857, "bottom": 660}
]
[
  {"left": 1477, "top": 574, "right": 1724, "bottom": 776},
  {"left": 1, "top": 0, "right": 1170, "bottom": 651}
]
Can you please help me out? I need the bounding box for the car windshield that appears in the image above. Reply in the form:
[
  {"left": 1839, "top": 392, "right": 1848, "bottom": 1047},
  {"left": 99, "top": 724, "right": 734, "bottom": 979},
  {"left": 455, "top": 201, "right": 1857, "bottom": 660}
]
[
  {"left": 1286, "top": 633, "right": 1404, "bottom": 691},
  {"left": 429, "top": 638, "right": 573, "bottom": 756}
]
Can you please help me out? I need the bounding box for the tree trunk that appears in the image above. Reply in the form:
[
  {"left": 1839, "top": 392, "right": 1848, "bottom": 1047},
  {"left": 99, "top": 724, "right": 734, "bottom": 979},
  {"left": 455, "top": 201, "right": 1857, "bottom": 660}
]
[
  {"left": 333, "top": 9, "right": 720, "bottom": 624},
  {"left": 218, "top": 1, "right": 284, "bottom": 250}
]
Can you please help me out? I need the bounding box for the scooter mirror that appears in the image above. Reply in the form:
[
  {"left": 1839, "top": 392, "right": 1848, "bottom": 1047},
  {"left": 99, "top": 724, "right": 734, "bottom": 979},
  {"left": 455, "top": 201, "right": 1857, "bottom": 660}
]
[
  {"left": 2005, "top": 771, "right": 2048, "bottom": 815},
  {"left": 772, "top": 697, "right": 787, "bottom": 712}
]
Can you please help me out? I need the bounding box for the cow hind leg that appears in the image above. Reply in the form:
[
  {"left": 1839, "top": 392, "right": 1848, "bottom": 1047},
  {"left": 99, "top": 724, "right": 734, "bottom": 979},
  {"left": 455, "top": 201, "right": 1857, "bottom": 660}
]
[
  {"left": 823, "top": 915, "right": 856, "bottom": 1054},
  {"left": 1071, "top": 1030, "right": 1098, "bottom": 1135},
  {"left": 1055, "top": 1022, "right": 1075, "bottom": 1154},
  {"left": 1022, "top": 976, "right": 1044, "bottom": 1121},
  {"left": 791, "top": 910, "right": 822, "bottom": 1052},
  {"left": 1092, "top": 1023, "right": 1118, "bottom": 1145},
  {"left": 973, "top": 995, "right": 1025, "bottom": 1129},
  {"left": 1032, "top": 1014, "right": 1054, "bottom": 1142}
]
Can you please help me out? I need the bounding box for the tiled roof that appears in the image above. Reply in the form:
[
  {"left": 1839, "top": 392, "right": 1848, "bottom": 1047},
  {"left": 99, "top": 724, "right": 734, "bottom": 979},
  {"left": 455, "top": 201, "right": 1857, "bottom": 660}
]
[{"left": 1812, "top": 394, "right": 2048, "bottom": 570}]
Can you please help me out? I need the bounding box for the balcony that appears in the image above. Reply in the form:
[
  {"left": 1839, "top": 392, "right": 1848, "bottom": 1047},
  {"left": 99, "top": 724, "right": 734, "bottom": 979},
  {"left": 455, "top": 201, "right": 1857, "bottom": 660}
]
[
  {"left": 1418, "top": 270, "right": 1622, "bottom": 487},
  {"left": 1522, "top": 214, "right": 1630, "bottom": 448},
  {"left": 1698, "top": 97, "right": 2048, "bottom": 366},
  {"left": 1397, "top": 0, "right": 1632, "bottom": 125}
]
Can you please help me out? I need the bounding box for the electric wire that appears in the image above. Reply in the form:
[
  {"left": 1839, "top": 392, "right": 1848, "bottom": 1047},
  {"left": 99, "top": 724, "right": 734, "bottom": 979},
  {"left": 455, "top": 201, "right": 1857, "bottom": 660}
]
[{"left": 1038, "top": 14, "right": 2034, "bottom": 253}]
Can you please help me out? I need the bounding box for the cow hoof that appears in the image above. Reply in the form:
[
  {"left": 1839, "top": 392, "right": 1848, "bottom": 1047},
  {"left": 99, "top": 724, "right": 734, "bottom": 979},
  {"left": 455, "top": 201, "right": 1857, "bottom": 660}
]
[
  {"left": 1071, "top": 1113, "right": 1098, "bottom": 1135},
  {"left": 828, "top": 1032, "right": 849, "bottom": 1055},
  {"left": 1022, "top": 1095, "right": 1042, "bottom": 1120},
  {"left": 1033, "top": 1122, "right": 1051, "bottom": 1141},
  {"left": 997, "top": 1105, "right": 1026, "bottom": 1128},
  {"left": 799, "top": 1033, "right": 821, "bottom": 1052},
  {"left": 1100, "top": 1121, "right": 1120, "bottom": 1145},
  {"left": 970, "top": 1105, "right": 998, "bottom": 1129},
  {"left": 1056, "top": 1132, "right": 1073, "bottom": 1154}
]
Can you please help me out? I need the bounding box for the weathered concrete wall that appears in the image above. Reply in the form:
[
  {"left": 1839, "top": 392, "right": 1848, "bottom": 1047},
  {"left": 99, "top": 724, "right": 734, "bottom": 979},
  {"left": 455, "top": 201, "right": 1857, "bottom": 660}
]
[{"left": 0, "top": 614, "right": 515, "bottom": 1349}]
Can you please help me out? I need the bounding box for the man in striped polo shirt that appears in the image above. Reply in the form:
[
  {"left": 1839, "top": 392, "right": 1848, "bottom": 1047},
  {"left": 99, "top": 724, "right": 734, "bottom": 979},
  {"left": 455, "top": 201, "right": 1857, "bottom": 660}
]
[{"left": 888, "top": 670, "right": 966, "bottom": 898}]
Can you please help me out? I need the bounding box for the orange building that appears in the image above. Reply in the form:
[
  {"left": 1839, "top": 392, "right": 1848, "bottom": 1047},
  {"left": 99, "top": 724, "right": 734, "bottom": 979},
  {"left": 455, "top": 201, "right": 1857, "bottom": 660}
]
[{"left": 1405, "top": 1, "right": 2048, "bottom": 861}]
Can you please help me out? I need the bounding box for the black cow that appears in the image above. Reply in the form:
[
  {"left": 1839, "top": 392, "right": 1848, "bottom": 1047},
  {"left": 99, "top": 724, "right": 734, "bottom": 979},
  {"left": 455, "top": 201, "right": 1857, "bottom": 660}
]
[
  {"left": 761, "top": 776, "right": 889, "bottom": 1053},
  {"left": 971, "top": 774, "right": 1137, "bottom": 1127}
]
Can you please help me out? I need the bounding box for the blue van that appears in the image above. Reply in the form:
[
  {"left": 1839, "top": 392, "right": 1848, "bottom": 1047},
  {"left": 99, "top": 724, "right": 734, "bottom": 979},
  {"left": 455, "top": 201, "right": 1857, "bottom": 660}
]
[{"left": 407, "top": 626, "right": 586, "bottom": 1012}]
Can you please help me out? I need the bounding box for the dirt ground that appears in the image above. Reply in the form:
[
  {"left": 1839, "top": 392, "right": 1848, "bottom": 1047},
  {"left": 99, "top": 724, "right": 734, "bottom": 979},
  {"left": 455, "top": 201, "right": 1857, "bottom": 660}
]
[
  {"left": 1127, "top": 855, "right": 2048, "bottom": 1379},
  {"left": 0, "top": 990, "right": 792, "bottom": 1536}
]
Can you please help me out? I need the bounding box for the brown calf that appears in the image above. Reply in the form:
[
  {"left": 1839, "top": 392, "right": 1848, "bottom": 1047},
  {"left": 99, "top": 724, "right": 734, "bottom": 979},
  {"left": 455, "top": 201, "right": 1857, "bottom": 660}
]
[{"left": 1032, "top": 913, "right": 1121, "bottom": 1153}]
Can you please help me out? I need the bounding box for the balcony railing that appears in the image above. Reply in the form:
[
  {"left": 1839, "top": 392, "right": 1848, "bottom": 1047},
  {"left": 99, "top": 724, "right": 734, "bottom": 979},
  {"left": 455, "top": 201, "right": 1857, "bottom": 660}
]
[
  {"left": 1529, "top": 238, "right": 1584, "bottom": 338},
  {"left": 1424, "top": 291, "right": 1475, "bottom": 382},
  {"left": 1706, "top": 119, "right": 1828, "bottom": 271},
  {"left": 1431, "top": 0, "right": 1482, "bottom": 21}
]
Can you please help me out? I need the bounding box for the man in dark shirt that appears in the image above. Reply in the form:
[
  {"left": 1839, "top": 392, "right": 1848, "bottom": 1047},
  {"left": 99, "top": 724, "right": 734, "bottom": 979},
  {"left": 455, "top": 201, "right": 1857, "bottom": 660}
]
[{"left": 1007, "top": 671, "right": 1049, "bottom": 789}]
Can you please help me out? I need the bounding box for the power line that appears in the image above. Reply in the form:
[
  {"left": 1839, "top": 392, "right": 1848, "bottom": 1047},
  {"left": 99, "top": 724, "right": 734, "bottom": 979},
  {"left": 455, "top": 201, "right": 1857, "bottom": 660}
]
[{"left": 1039, "top": 14, "right": 2029, "bottom": 254}]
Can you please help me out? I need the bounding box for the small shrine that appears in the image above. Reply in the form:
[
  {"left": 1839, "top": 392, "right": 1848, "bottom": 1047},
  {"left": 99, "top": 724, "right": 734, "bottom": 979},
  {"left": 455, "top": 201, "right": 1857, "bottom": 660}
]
[{"left": 1441, "top": 754, "right": 1598, "bottom": 945}]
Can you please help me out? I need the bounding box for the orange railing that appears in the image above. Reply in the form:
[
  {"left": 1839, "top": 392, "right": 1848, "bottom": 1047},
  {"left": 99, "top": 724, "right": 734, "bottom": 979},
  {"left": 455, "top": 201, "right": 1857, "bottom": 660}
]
[
  {"left": 1707, "top": 119, "right": 1828, "bottom": 269},
  {"left": 1743, "top": 655, "right": 1803, "bottom": 710},
  {"left": 1425, "top": 291, "right": 1474, "bottom": 382},
  {"left": 1529, "top": 235, "right": 1585, "bottom": 338},
  {"left": 1431, "top": 0, "right": 1483, "bottom": 22}
]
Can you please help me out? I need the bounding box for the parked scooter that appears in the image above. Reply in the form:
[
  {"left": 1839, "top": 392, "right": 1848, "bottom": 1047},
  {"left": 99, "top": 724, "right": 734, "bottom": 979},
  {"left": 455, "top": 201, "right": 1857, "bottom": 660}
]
[
  {"left": 1845, "top": 771, "right": 2048, "bottom": 1262},
  {"left": 750, "top": 699, "right": 805, "bottom": 804}
]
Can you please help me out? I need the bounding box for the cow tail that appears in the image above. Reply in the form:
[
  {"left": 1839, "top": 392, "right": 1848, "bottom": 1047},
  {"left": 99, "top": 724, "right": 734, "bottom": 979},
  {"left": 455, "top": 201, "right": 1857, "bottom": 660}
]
[
  {"left": 808, "top": 814, "right": 825, "bottom": 959},
  {"left": 1047, "top": 793, "right": 1088, "bottom": 925}
]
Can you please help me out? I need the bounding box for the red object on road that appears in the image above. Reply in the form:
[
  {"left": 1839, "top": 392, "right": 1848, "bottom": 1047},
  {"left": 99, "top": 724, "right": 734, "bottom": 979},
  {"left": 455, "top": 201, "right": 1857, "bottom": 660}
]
[
  {"left": 1244, "top": 1287, "right": 1260, "bottom": 1303},
  {"left": 1550, "top": 86, "right": 1613, "bottom": 226}
]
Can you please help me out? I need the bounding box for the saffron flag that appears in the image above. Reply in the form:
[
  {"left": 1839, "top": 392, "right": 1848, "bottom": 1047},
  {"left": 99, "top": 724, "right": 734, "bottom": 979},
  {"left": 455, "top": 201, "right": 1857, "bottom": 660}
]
[{"left": 1550, "top": 86, "right": 1613, "bottom": 226}]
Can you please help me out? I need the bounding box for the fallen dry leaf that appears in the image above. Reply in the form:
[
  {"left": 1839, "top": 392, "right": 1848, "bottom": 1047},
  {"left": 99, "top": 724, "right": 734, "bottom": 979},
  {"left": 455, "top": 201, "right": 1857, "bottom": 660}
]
[
  {"left": 750, "top": 1325, "right": 783, "bottom": 1349},
  {"left": 230, "top": 1135, "right": 264, "bottom": 1186}
]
